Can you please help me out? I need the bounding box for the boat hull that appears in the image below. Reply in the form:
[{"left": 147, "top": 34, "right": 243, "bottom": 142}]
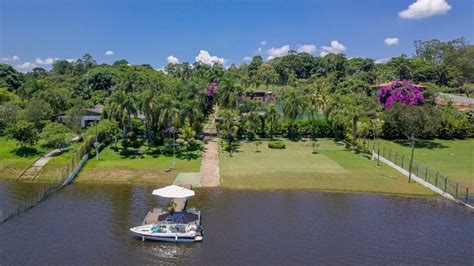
[
  {"left": 130, "top": 225, "right": 203, "bottom": 243},
  {"left": 137, "top": 235, "right": 203, "bottom": 243}
]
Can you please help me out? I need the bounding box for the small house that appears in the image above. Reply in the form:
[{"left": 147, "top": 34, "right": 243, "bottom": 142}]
[{"left": 56, "top": 107, "right": 103, "bottom": 128}]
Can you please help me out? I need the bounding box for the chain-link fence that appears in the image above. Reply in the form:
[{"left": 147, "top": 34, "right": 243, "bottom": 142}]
[
  {"left": 368, "top": 141, "right": 473, "bottom": 205},
  {"left": 0, "top": 149, "right": 88, "bottom": 223}
]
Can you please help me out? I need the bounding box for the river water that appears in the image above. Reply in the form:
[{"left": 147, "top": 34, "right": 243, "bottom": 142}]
[{"left": 0, "top": 180, "right": 473, "bottom": 265}]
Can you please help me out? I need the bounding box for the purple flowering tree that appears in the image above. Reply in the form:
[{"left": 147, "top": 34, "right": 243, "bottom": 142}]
[
  {"left": 206, "top": 80, "right": 218, "bottom": 110},
  {"left": 378, "top": 80, "right": 424, "bottom": 109}
]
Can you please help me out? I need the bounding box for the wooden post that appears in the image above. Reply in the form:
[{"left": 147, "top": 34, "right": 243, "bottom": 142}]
[
  {"left": 435, "top": 172, "right": 439, "bottom": 187},
  {"left": 394, "top": 153, "right": 398, "bottom": 165},
  {"left": 377, "top": 143, "right": 380, "bottom": 167},
  {"left": 455, "top": 183, "right": 459, "bottom": 198},
  {"left": 444, "top": 177, "right": 448, "bottom": 192},
  {"left": 425, "top": 167, "right": 428, "bottom": 181},
  {"left": 466, "top": 188, "right": 469, "bottom": 203},
  {"left": 401, "top": 155, "right": 404, "bottom": 168}
]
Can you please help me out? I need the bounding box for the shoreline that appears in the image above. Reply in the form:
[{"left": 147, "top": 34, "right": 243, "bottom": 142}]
[{"left": 0, "top": 177, "right": 439, "bottom": 199}]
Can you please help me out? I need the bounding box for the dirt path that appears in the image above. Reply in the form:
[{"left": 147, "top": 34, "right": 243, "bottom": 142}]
[{"left": 200, "top": 113, "right": 220, "bottom": 187}]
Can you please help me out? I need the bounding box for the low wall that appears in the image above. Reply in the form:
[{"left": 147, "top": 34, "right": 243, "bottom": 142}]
[
  {"left": 62, "top": 154, "right": 89, "bottom": 187},
  {"left": 372, "top": 151, "right": 473, "bottom": 209}
]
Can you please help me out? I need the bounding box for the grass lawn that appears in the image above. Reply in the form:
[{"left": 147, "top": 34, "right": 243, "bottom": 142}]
[
  {"left": 35, "top": 142, "right": 83, "bottom": 182},
  {"left": 220, "top": 138, "right": 434, "bottom": 196},
  {"left": 76, "top": 144, "right": 201, "bottom": 184},
  {"left": 378, "top": 139, "right": 473, "bottom": 188},
  {"left": 0, "top": 137, "right": 47, "bottom": 179}
]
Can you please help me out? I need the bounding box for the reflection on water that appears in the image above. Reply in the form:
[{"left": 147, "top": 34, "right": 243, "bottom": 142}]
[{"left": 0, "top": 181, "right": 472, "bottom": 265}]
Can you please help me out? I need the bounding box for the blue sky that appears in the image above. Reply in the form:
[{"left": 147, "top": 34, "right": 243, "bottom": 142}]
[{"left": 0, "top": 0, "right": 472, "bottom": 71}]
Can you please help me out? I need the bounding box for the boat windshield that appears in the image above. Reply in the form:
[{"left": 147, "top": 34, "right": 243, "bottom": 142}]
[{"left": 151, "top": 223, "right": 186, "bottom": 233}]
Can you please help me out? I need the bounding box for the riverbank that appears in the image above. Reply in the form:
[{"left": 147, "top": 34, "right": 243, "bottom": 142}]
[
  {"left": 0, "top": 136, "right": 458, "bottom": 198},
  {"left": 75, "top": 145, "right": 201, "bottom": 184},
  {"left": 220, "top": 138, "right": 435, "bottom": 196}
]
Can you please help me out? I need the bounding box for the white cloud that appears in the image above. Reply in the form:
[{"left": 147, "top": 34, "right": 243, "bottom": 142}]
[
  {"left": 297, "top": 44, "right": 317, "bottom": 54},
  {"left": 399, "top": 0, "right": 451, "bottom": 19},
  {"left": 66, "top": 58, "right": 76, "bottom": 63},
  {"left": 257, "top": 47, "right": 263, "bottom": 53},
  {"left": 16, "top": 62, "right": 36, "bottom": 71},
  {"left": 375, "top": 58, "right": 389, "bottom": 64},
  {"left": 1, "top": 55, "right": 21, "bottom": 62},
  {"left": 35, "top": 57, "right": 58, "bottom": 65},
  {"left": 167, "top": 55, "right": 179, "bottom": 64},
  {"left": 105, "top": 50, "right": 114, "bottom": 56},
  {"left": 195, "top": 50, "right": 225, "bottom": 65},
  {"left": 320, "top": 40, "right": 347, "bottom": 56},
  {"left": 384, "top": 37, "right": 399, "bottom": 46},
  {"left": 260, "top": 41, "right": 267, "bottom": 46},
  {"left": 267, "top": 45, "right": 290, "bottom": 60},
  {"left": 243, "top": 56, "right": 252, "bottom": 62}
]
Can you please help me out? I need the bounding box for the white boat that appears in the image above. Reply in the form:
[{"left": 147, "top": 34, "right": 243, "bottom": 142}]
[
  {"left": 130, "top": 185, "right": 204, "bottom": 243},
  {"left": 130, "top": 222, "right": 203, "bottom": 243}
]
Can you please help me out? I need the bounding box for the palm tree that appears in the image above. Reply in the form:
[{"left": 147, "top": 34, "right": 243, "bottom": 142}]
[
  {"left": 176, "top": 126, "right": 197, "bottom": 158},
  {"left": 265, "top": 103, "right": 279, "bottom": 140},
  {"left": 282, "top": 89, "right": 306, "bottom": 138},
  {"left": 217, "top": 109, "right": 240, "bottom": 156},
  {"left": 328, "top": 95, "right": 366, "bottom": 150},
  {"left": 218, "top": 78, "right": 242, "bottom": 109},
  {"left": 180, "top": 100, "right": 201, "bottom": 130},
  {"left": 158, "top": 96, "right": 180, "bottom": 130},
  {"left": 139, "top": 89, "right": 158, "bottom": 149},
  {"left": 107, "top": 90, "right": 137, "bottom": 141}
]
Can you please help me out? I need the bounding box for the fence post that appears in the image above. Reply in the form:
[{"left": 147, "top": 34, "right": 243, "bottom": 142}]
[
  {"left": 444, "top": 177, "right": 448, "bottom": 192},
  {"left": 435, "top": 172, "right": 439, "bottom": 187},
  {"left": 466, "top": 188, "right": 469, "bottom": 203},
  {"left": 425, "top": 167, "right": 428, "bottom": 181},
  {"left": 382, "top": 147, "right": 385, "bottom": 157},
  {"left": 455, "top": 183, "right": 459, "bottom": 198},
  {"left": 394, "top": 153, "right": 398, "bottom": 165},
  {"left": 401, "top": 155, "right": 404, "bottom": 168},
  {"left": 377, "top": 143, "right": 380, "bottom": 167}
]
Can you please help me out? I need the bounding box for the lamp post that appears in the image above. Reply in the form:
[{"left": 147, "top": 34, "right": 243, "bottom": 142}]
[
  {"left": 94, "top": 121, "right": 99, "bottom": 160},
  {"left": 172, "top": 129, "right": 176, "bottom": 170},
  {"left": 408, "top": 135, "right": 415, "bottom": 183}
]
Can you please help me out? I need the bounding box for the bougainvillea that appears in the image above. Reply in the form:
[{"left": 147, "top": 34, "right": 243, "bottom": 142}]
[
  {"left": 378, "top": 80, "right": 424, "bottom": 109},
  {"left": 207, "top": 80, "right": 218, "bottom": 97},
  {"left": 206, "top": 80, "right": 218, "bottom": 109}
]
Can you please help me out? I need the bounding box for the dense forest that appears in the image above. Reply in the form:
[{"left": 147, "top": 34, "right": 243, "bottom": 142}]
[{"left": 1, "top": 37, "right": 473, "bottom": 156}]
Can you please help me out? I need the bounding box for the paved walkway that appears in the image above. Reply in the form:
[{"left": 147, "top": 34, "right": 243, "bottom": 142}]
[
  {"left": 200, "top": 113, "right": 220, "bottom": 187},
  {"left": 18, "top": 135, "right": 80, "bottom": 180}
]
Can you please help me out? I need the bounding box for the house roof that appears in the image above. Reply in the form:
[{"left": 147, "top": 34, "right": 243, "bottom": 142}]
[{"left": 84, "top": 107, "right": 103, "bottom": 116}]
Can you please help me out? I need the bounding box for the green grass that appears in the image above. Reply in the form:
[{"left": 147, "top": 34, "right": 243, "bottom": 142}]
[
  {"left": 76, "top": 143, "right": 201, "bottom": 184},
  {"left": 0, "top": 137, "right": 47, "bottom": 179},
  {"left": 220, "top": 138, "right": 434, "bottom": 196},
  {"left": 378, "top": 139, "right": 474, "bottom": 188}
]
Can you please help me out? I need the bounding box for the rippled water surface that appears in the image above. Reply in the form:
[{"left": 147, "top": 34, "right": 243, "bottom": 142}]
[{"left": 0, "top": 181, "right": 473, "bottom": 265}]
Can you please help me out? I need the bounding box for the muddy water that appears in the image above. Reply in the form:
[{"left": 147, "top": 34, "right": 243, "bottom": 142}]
[{"left": 0, "top": 181, "right": 472, "bottom": 265}]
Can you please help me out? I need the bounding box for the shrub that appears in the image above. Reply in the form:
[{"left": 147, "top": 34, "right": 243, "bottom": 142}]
[{"left": 268, "top": 141, "right": 286, "bottom": 149}]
